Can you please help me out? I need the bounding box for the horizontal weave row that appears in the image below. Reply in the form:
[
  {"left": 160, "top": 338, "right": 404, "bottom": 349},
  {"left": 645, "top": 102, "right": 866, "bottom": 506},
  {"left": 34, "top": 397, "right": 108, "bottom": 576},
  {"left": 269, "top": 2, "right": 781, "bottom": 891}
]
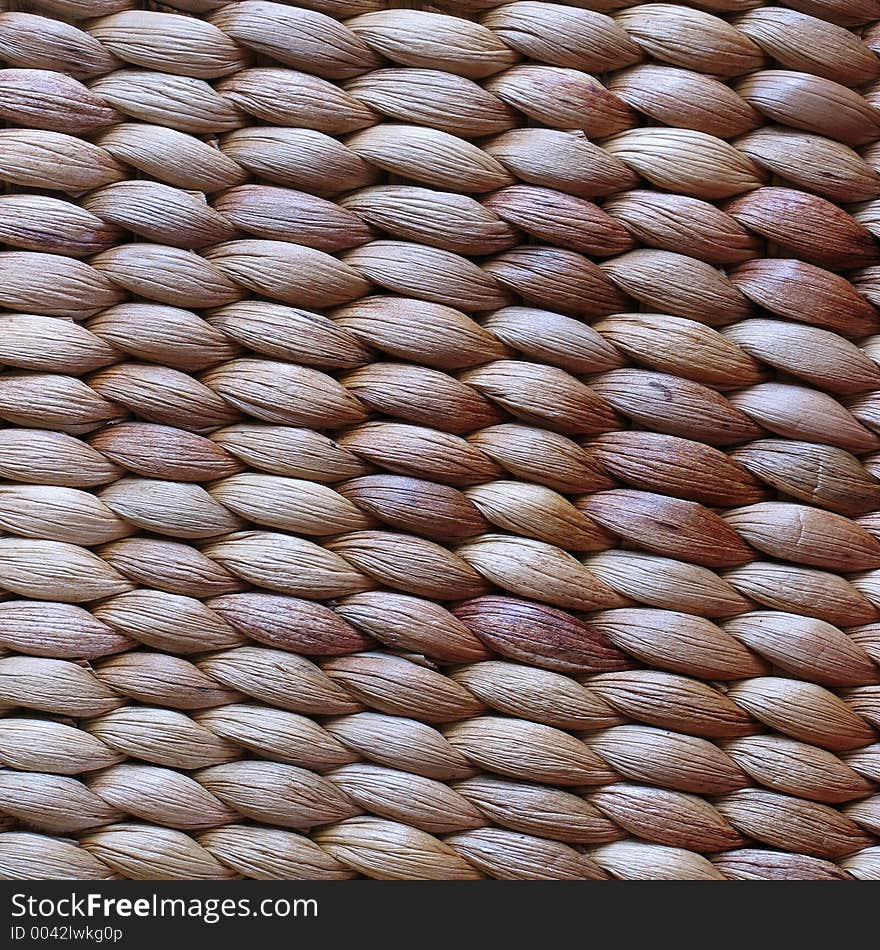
[{"left": 1, "top": 0, "right": 880, "bottom": 880}]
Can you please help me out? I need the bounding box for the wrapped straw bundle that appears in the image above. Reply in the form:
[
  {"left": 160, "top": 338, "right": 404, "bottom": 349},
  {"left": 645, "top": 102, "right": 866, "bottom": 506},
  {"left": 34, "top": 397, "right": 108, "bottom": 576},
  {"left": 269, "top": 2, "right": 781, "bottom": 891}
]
[{"left": 0, "top": 0, "right": 879, "bottom": 882}]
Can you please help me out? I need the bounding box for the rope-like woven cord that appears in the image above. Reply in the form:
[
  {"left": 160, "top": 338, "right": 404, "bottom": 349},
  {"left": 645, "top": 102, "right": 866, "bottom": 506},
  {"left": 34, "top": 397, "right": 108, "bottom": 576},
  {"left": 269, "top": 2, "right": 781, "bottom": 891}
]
[{"left": 0, "top": 0, "right": 879, "bottom": 881}]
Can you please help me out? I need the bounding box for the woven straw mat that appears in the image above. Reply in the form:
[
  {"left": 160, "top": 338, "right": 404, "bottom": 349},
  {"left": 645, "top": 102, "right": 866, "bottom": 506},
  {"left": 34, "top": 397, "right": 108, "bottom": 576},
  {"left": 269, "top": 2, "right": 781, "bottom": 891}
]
[{"left": 3, "top": 0, "right": 880, "bottom": 884}]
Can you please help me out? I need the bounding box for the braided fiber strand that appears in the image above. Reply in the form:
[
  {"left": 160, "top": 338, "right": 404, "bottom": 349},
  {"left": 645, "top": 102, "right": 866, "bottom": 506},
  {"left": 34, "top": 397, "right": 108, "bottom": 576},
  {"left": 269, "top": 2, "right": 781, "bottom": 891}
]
[{"left": 1, "top": 0, "right": 880, "bottom": 882}]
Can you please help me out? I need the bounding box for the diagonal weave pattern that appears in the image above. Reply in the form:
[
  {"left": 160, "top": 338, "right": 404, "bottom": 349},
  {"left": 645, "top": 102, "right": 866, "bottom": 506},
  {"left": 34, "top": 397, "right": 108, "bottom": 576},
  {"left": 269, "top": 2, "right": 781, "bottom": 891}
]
[{"left": 0, "top": 0, "right": 880, "bottom": 882}]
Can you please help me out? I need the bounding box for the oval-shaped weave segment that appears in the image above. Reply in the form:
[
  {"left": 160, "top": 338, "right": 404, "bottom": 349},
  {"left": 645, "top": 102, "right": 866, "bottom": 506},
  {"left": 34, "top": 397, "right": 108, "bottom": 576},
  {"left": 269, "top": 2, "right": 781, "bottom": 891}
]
[{"left": 0, "top": 0, "right": 880, "bottom": 883}]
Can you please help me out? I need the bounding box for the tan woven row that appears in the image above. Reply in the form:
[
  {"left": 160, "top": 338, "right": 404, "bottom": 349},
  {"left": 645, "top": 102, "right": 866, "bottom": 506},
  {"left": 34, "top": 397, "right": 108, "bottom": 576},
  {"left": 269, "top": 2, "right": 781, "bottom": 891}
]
[{"left": 2, "top": 0, "right": 880, "bottom": 880}]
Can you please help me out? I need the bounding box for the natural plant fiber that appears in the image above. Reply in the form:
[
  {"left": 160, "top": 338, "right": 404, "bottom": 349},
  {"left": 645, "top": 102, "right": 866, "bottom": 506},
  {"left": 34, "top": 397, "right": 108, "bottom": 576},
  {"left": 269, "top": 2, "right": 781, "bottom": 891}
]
[{"left": 0, "top": 0, "right": 879, "bottom": 883}]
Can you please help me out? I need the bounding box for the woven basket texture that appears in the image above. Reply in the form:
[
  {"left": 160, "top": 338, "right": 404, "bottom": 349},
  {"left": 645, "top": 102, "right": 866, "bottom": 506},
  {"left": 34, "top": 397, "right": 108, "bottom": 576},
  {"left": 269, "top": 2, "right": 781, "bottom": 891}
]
[{"left": 2, "top": 0, "right": 880, "bottom": 883}]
